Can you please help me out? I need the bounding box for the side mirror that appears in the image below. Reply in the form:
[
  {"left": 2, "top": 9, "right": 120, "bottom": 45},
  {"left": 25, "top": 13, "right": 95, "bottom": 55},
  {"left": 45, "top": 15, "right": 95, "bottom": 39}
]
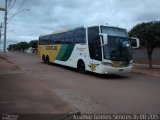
[
  {"left": 130, "top": 37, "right": 140, "bottom": 48},
  {"left": 99, "top": 33, "right": 108, "bottom": 46}
]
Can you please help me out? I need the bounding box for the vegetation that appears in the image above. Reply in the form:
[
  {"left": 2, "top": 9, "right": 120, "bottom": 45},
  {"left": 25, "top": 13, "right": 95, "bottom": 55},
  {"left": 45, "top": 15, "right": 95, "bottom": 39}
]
[
  {"left": 7, "top": 40, "right": 38, "bottom": 53},
  {"left": 129, "top": 21, "right": 160, "bottom": 68},
  {"left": 29, "top": 40, "right": 38, "bottom": 48}
]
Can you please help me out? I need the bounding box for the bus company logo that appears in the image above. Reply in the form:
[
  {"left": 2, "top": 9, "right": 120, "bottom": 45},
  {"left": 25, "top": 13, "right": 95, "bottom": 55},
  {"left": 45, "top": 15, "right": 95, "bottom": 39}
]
[
  {"left": 89, "top": 64, "right": 99, "bottom": 71},
  {"left": 77, "top": 47, "right": 86, "bottom": 51},
  {"left": 45, "top": 46, "right": 58, "bottom": 50}
]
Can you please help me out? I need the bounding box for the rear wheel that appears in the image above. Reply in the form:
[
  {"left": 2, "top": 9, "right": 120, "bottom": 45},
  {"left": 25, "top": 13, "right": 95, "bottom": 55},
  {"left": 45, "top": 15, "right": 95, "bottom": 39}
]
[
  {"left": 46, "top": 56, "right": 50, "bottom": 65},
  {"left": 77, "top": 60, "right": 85, "bottom": 74},
  {"left": 42, "top": 55, "right": 46, "bottom": 63}
]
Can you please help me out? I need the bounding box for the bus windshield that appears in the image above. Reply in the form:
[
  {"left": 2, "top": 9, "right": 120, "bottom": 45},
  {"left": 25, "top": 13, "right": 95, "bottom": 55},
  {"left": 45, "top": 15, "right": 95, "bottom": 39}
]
[
  {"left": 101, "top": 26, "right": 128, "bottom": 37},
  {"left": 103, "top": 35, "right": 132, "bottom": 62}
]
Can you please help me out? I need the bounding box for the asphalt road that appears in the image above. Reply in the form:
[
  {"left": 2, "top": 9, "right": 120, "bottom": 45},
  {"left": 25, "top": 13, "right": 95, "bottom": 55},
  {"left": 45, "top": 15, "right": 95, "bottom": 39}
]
[{"left": 4, "top": 52, "right": 160, "bottom": 113}]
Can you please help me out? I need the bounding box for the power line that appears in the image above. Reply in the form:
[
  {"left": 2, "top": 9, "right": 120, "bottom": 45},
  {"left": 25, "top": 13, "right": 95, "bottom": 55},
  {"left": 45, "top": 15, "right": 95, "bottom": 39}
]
[
  {"left": 9, "top": 0, "right": 16, "bottom": 9},
  {"left": 0, "top": 22, "right": 3, "bottom": 51},
  {"left": 7, "top": 0, "right": 13, "bottom": 8},
  {"left": 8, "top": 0, "right": 16, "bottom": 13},
  {"left": 7, "top": 9, "right": 30, "bottom": 23},
  {"left": 8, "top": 0, "right": 26, "bottom": 17},
  {"left": 17, "top": 0, "right": 26, "bottom": 11}
]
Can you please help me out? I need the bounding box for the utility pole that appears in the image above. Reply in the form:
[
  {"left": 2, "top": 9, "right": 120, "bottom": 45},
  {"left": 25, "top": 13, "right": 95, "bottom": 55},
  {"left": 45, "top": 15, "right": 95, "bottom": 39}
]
[
  {"left": 0, "top": 22, "right": 2, "bottom": 51},
  {"left": 1, "top": 0, "right": 29, "bottom": 54},
  {"left": 4, "top": 0, "right": 8, "bottom": 55}
]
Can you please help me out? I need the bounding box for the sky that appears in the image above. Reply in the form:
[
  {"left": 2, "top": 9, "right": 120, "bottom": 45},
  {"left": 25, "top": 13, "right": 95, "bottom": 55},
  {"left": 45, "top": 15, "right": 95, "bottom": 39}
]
[{"left": 0, "top": 0, "right": 160, "bottom": 48}]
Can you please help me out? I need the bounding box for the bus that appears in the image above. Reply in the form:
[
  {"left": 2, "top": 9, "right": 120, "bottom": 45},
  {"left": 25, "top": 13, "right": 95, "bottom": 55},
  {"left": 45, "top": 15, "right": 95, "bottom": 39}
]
[{"left": 38, "top": 25, "right": 139, "bottom": 74}]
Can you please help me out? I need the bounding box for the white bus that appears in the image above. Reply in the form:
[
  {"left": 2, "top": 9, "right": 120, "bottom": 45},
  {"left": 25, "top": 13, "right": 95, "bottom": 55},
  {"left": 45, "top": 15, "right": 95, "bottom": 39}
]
[{"left": 38, "top": 25, "right": 139, "bottom": 74}]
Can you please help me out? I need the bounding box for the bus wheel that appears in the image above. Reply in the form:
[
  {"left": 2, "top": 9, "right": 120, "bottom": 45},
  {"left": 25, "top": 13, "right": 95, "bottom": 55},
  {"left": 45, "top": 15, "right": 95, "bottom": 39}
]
[
  {"left": 42, "top": 55, "right": 46, "bottom": 63},
  {"left": 77, "top": 60, "right": 85, "bottom": 74},
  {"left": 46, "top": 56, "right": 50, "bottom": 65}
]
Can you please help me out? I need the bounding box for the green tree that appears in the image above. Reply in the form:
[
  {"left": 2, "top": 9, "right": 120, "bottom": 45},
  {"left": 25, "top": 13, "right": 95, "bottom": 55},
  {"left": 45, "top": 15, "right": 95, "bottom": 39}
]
[
  {"left": 7, "top": 44, "right": 18, "bottom": 51},
  {"left": 7, "top": 44, "right": 14, "bottom": 51},
  {"left": 29, "top": 40, "right": 38, "bottom": 48},
  {"left": 129, "top": 21, "right": 160, "bottom": 68},
  {"left": 14, "top": 43, "right": 21, "bottom": 51},
  {"left": 18, "top": 41, "right": 29, "bottom": 53}
]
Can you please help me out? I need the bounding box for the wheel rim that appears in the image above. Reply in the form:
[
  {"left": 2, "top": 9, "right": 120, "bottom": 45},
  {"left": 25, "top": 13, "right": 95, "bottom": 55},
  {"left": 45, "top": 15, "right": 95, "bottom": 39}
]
[
  {"left": 78, "top": 62, "right": 85, "bottom": 73},
  {"left": 42, "top": 56, "right": 45, "bottom": 63},
  {"left": 46, "top": 57, "right": 50, "bottom": 64}
]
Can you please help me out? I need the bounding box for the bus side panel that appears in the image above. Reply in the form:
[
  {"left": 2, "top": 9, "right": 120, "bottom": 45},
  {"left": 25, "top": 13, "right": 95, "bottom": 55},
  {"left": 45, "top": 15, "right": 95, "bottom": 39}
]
[
  {"left": 38, "top": 44, "right": 61, "bottom": 62},
  {"left": 38, "top": 44, "right": 104, "bottom": 73},
  {"left": 53, "top": 44, "right": 87, "bottom": 68},
  {"left": 55, "top": 44, "right": 75, "bottom": 61}
]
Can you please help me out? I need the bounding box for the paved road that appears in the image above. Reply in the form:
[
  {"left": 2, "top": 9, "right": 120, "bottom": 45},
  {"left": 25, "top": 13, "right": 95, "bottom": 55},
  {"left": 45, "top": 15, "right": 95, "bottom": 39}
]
[{"left": 5, "top": 52, "right": 160, "bottom": 113}]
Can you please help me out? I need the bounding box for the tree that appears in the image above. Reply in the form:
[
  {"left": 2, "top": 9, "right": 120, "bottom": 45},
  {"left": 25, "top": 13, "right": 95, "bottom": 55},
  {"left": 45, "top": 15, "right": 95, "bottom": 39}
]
[
  {"left": 29, "top": 40, "right": 38, "bottom": 54},
  {"left": 18, "top": 41, "right": 29, "bottom": 53},
  {"left": 7, "top": 41, "right": 29, "bottom": 52},
  {"left": 129, "top": 21, "right": 160, "bottom": 68},
  {"left": 7, "top": 44, "right": 14, "bottom": 51},
  {"left": 7, "top": 44, "right": 18, "bottom": 51},
  {"left": 29, "top": 40, "right": 38, "bottom": 48}
]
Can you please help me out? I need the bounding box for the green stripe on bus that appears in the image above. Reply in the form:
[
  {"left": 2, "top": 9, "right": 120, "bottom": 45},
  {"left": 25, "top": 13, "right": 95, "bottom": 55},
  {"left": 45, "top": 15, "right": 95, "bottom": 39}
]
[
  {"left": 56, "top": 44, "right": 75, "bottom": 61},
  {"left": 55, "top": 44, "right": 68, "bottom": 60}
]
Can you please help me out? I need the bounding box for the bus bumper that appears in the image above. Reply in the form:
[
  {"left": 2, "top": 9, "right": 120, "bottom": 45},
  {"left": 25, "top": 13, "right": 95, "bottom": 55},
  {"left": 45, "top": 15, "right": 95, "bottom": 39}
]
[{"left": 101, "top": 65, "right": 132, "bottom": 74}]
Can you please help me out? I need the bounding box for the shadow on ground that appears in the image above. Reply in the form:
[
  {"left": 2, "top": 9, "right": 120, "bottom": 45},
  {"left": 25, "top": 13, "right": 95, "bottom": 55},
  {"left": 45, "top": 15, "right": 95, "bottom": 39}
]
[{"left": 46, "top": 62, "right": 129, "bottom": 80}]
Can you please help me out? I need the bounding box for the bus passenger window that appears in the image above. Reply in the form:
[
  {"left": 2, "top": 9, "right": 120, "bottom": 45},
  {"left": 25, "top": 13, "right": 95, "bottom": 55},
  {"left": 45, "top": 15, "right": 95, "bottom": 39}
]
[
  {"left": 75, "top": 28, "right": 86, "bottom": 43},
  {"left": 65, "top": 31, "right": 74, "bottom": 43}
]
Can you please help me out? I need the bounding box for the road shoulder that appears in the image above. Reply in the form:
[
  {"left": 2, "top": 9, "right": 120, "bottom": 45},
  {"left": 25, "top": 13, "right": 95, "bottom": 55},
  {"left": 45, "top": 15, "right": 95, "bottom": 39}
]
[
  {"left": 132, "top": 63, "right": 160, "bottom": 78},
  {"left": 0, "top": 55, "right": 75, "bottom": 113}
]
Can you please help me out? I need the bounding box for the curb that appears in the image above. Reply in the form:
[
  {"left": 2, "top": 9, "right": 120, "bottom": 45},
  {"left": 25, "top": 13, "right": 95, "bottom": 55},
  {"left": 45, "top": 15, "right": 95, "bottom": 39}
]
[
  {"left": 132, "top": 63, "right": 160, "bottom": 78},
  {"left": 131, "top": 69, "right": 160, "bottom": 78}
]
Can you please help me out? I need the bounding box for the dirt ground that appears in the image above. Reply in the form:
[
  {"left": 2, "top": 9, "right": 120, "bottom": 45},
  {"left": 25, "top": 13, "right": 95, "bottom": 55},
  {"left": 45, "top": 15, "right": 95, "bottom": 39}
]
[
  {"left": 2, "top": 52, "right": 160, "bottom": 114},
  {"left": 0, "top": 55, "right": 75, "bottom": 114},
  {"left": 1, "top": 52, "right": 160, "bottom": 115}
]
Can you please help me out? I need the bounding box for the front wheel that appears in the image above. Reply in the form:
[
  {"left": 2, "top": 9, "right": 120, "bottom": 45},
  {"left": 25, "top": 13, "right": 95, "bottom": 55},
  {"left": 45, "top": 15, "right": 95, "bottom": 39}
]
[{"left": 77, "top": 61, "right": 85, "bottom": 74}]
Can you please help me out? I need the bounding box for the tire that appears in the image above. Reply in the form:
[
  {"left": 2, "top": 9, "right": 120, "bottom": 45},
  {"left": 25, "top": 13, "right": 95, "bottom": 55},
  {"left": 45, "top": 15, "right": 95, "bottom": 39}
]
[
  {"left": 42, "top": 55, "right": 46, "bottom": 63},
  {"left": 46, "top": 56, "right": 50, "bottom": 65},
  {"left": 77, "top": 61, "right": 85, "bottom": 74}
]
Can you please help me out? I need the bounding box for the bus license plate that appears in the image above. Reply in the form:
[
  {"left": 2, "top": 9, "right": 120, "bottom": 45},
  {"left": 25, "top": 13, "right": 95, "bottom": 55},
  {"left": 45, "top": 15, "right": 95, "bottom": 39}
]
[{"left": 119, "top": 69, "right": 124, "bottom": 72}]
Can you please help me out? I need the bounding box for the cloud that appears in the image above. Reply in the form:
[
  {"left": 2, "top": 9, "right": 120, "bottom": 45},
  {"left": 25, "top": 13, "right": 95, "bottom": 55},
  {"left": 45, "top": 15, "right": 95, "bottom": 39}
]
[{"left": 0, "top": 0, "right": 160, "bottom": 46}]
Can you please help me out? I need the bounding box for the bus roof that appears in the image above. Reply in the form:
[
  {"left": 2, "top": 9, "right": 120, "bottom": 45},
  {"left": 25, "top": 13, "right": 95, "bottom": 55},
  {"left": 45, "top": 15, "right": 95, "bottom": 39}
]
[
  {"left": 39, "top": 24, "right": 126, "bottom": 37},
  {"left": 39, "top": 27, "right": 83, "bottom": 37}
]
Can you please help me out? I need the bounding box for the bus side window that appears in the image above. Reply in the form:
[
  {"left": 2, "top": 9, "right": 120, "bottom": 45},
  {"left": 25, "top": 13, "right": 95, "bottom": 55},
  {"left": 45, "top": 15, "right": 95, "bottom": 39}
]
[
  {"left": 40, "top": 37, "right": 45, "bottom": 45},
  {"left": 50, "top": 35, "right": 55, "bottom": 44},
  {"left": 65, "top": 31, "right": 74, "bottom": 43},
  {"left": 55, "top": 33, "right": 65, "bottom": 44},
  {"left": 88, "top": 27, "right": 102, "bottom": 61},
  {"left": 44, "top": 36, "right": 51, "bottom": 45},
  {"left": 75, "top": 28, "right": 86, "bottom": 43},
  {"left": 39, "top": 37, "right": 42, "bottom": 45}
]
